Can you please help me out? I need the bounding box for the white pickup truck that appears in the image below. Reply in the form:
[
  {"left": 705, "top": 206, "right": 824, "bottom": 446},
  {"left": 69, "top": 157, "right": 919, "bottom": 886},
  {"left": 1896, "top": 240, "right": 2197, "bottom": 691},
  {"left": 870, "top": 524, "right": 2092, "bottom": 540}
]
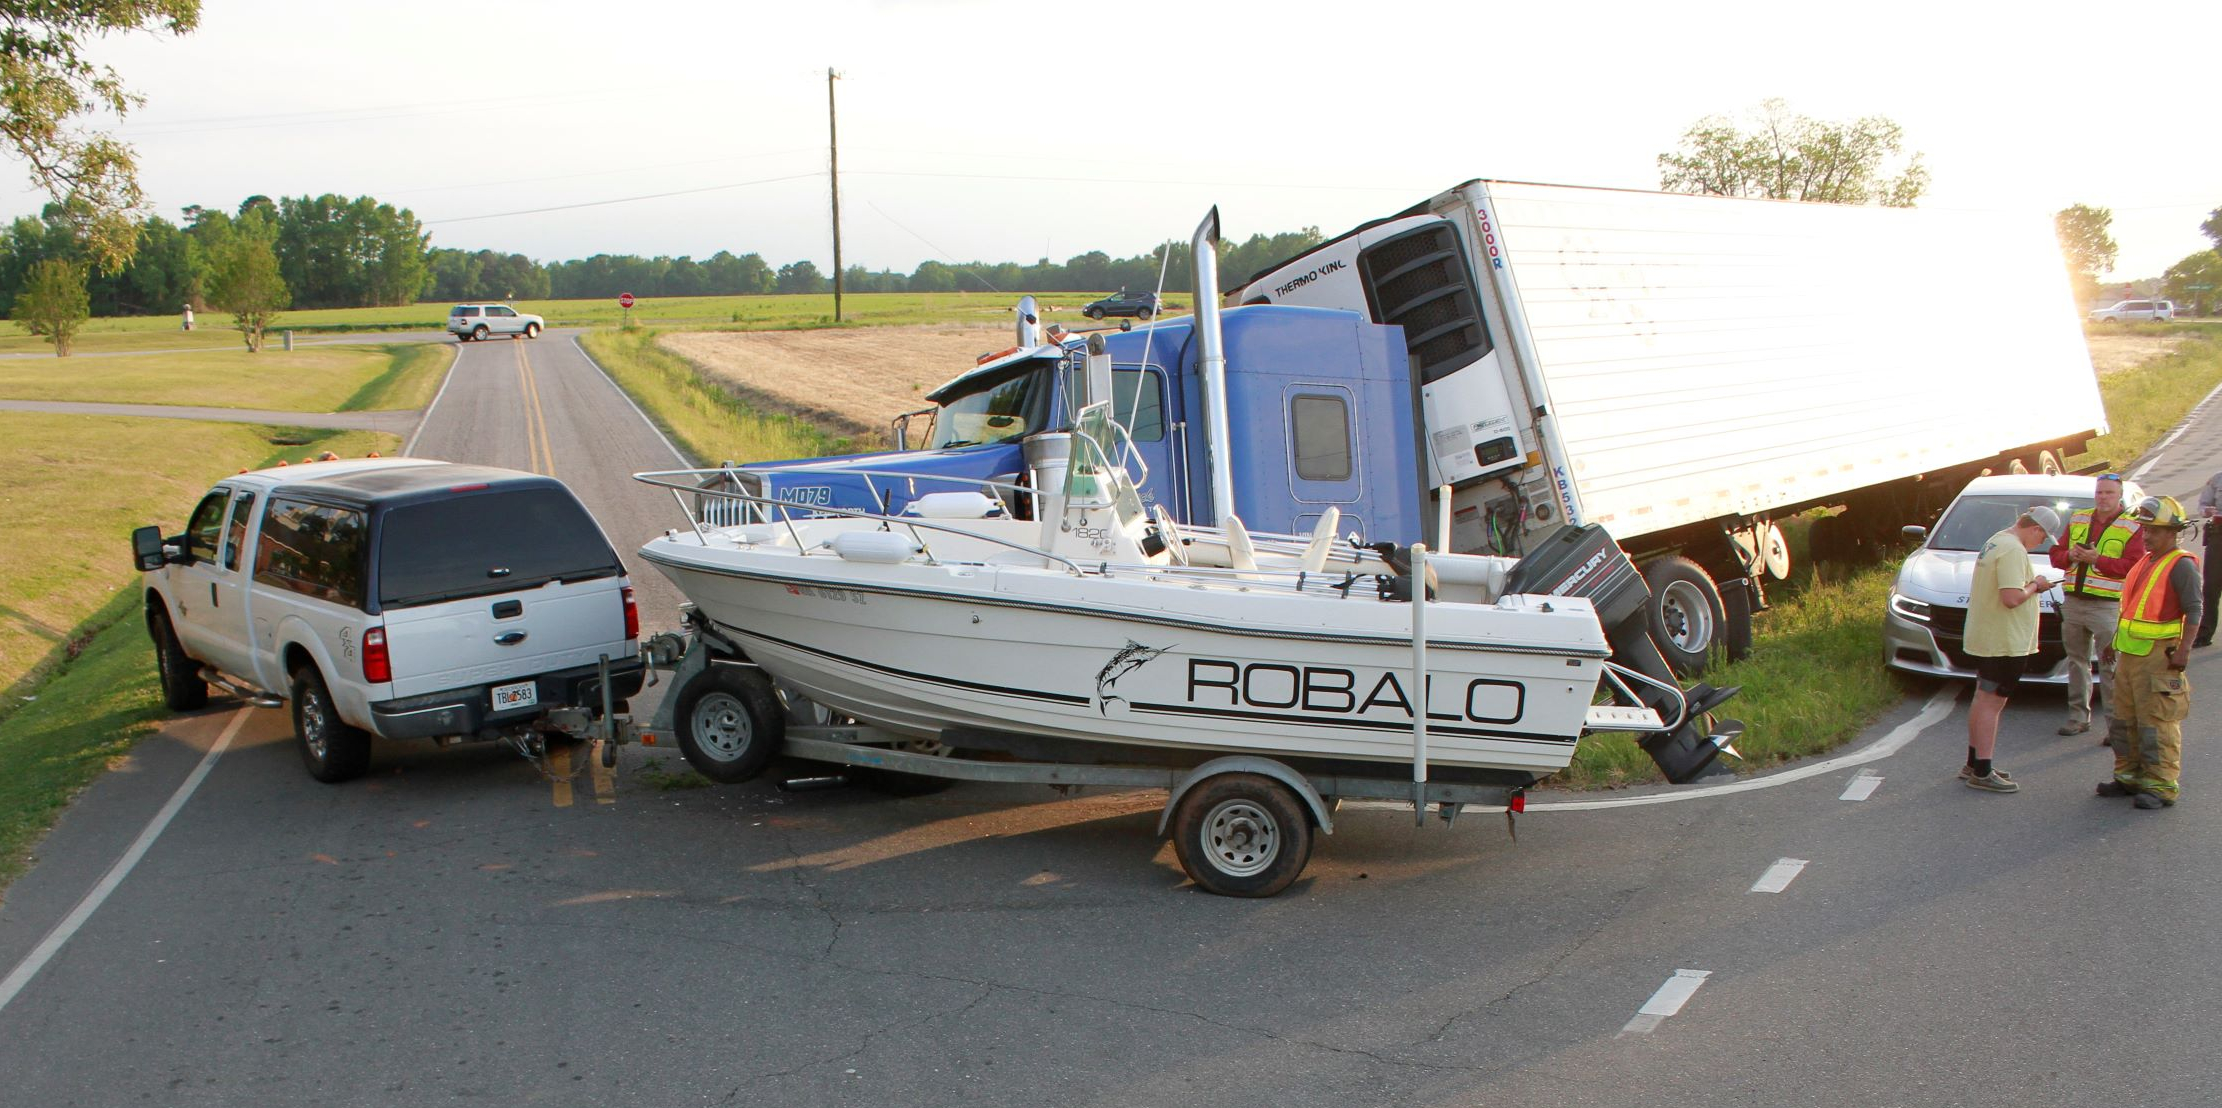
[{"left": 132, "top": 457, "right": 644, "bottom": 782}]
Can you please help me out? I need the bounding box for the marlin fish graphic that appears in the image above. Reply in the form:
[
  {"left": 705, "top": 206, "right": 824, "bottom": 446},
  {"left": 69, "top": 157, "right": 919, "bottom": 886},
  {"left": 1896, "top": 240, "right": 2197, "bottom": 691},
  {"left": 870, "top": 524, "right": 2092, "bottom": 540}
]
[{"left": 1095, "top": 640, "right": 1173, "bottom": 715}]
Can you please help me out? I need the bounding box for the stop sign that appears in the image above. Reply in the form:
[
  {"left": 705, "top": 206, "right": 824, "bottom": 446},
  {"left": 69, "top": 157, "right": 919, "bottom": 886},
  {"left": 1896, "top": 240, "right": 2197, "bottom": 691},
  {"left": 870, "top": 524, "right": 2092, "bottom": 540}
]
[{"left": 618, "top": 292, "right": 635, "bottom": 309}]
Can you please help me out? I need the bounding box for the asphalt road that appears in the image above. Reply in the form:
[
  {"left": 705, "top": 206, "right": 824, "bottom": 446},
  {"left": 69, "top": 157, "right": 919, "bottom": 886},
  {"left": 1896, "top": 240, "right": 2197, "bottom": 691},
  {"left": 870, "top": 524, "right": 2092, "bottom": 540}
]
[{"left": 1, "top": 344, "right": 2218, "bottom": 1106}]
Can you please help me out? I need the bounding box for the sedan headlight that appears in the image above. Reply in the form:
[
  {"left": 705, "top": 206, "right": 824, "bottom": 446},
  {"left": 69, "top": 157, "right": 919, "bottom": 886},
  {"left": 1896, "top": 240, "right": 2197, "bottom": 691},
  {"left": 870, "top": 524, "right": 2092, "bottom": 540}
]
[{"left": 1890, "top": 592, "right": 1932, "bottom": 622}]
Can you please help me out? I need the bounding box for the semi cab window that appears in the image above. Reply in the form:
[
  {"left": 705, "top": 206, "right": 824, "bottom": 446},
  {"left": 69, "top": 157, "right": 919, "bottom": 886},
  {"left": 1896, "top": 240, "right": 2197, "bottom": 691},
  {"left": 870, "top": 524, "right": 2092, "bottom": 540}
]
[
  {"left": 1291, "top": 395, "right": 1353, "bottom": 481},
  {"left": 1112, "top": 369, "right": 1165, "bottom": 442},
  {"left": 928, "top": 362, "right": 1052, "bottom": 449},
  {"left": 255, "top": 499, "right": 368, "bottom": 607}
]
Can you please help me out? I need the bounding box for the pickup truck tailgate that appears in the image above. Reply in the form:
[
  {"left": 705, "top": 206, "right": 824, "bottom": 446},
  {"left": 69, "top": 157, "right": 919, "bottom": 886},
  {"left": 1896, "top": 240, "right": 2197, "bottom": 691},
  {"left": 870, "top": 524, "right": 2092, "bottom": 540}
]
[{"left": 381, "top": 578, "right": 630, "bottom": 699}]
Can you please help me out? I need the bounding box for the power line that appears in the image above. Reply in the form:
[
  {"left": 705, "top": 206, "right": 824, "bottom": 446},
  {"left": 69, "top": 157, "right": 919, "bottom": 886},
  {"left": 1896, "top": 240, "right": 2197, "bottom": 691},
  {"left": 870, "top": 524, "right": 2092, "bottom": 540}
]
[{"left": 423, "top": 173, "right": 822, "bottom": 225}]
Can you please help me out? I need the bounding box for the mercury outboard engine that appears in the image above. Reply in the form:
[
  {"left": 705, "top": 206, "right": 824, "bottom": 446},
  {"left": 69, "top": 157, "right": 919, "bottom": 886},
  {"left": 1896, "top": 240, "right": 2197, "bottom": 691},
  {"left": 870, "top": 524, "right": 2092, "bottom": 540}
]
[{"left": 1503, "top": 524, "right": 1743, "bottom": 783}]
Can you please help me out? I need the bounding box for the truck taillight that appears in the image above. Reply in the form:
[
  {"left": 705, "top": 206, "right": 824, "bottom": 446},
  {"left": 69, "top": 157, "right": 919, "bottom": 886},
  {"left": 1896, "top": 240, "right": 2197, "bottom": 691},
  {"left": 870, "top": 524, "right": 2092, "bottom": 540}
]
[
  {"left": 622, "top": 586, "right": 639, "bottom": 640},
  {"left": 363, "top": 626, "right": 392, "bottom": 684}
]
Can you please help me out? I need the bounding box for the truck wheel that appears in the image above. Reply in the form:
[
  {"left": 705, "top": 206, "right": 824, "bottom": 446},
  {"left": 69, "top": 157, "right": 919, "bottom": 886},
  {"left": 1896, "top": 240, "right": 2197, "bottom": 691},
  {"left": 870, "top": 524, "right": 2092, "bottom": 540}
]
[
  {"left": 292, "top": 665, "right": 371, "bottom": 784},
  {"left": 1170, "top": 773, "right": 1312, "bottom": 898},
  {"left": 674, "top": 664, "right": 783, "bottom": 784},
  {"left": 149, "top": 607, "right": 208, "bottom": 711},
  {"left": 2038, "top": 450, "right": 2064, "bottom": 475},
  {"left": 1641, "top": 555, "right": 1725, "bottom": 678},
  {"left": 1759, "top": 521, "right": 1791, "bottom": 581}
]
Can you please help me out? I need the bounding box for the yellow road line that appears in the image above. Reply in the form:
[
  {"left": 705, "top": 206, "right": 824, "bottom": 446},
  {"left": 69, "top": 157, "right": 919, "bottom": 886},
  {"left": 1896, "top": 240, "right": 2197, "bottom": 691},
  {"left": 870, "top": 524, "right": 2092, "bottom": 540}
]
[
  {"left": 550, "top": 744, "right": 574, "bottom": 807},
  {"left": 514, "top": 341, "right": 556, "bottom": 476}
]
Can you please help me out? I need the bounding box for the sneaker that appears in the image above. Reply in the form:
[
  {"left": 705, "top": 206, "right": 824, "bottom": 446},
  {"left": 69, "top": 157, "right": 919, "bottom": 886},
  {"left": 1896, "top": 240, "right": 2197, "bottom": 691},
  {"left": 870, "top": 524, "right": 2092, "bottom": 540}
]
[
  {"left": 1958, "top": 765, "right": 2013, "bottom": 784},
  {"left": 2133, "top": 793, "right": 2172, "bottom": 810},
  {"left": 2096, "top": 780, "right": 2137, "bottom": 797},
  {"left": 2057, "top": 721, "right": 2091, "bottom": 736},
  {"left": 1964, "top": 770, "right": 2020, "bottom": 793}
]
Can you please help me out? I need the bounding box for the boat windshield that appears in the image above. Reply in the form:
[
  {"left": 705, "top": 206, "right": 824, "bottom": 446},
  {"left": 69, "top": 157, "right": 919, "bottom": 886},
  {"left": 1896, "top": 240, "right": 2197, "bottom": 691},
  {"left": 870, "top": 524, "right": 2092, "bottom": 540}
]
[
  {"left": 1927, "top": 494, "right": 2090, "bottom": 553},
  {"left": 1067, "top": 402, "right": 1145, "bottom": 525},
  {"left": 927, "top": 360, "right": 1054, "bottom": 449}
]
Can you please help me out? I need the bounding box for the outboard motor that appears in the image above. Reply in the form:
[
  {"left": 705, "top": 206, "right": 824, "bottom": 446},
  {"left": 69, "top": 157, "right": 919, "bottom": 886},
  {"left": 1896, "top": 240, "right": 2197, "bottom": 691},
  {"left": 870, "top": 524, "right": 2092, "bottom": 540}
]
[{"left": 1503, "top": 525, "right": 1743, "bottom": 783}]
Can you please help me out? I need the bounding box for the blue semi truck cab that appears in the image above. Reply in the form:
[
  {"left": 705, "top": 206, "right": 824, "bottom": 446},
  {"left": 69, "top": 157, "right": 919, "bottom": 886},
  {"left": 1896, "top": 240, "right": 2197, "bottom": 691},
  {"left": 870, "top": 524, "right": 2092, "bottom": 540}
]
[{"left": 737, "top": 303, "right": 1425, "bottom": 545}]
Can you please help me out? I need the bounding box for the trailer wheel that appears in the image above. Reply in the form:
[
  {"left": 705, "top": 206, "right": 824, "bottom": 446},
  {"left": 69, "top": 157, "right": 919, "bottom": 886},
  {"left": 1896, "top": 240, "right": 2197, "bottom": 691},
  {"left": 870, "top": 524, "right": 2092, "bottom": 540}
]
[
  {"left": 674, "top": 665, "right": 783, "bottom": 784},
  {"left": 1641, "top": 555, "right": 1725, "bottom": 678},
  {"left": 1759, "top": 521, "right": 1791, "bottom": 581},
  {"left": 1170, "top": 773, "right": 1312, "bottom": 898},
  {"left": 2008, "top": 457, "right": 2031, "bottom": 475},
  {"left": 2037, "top": 450, "right": 2064, "bottom": 476}
]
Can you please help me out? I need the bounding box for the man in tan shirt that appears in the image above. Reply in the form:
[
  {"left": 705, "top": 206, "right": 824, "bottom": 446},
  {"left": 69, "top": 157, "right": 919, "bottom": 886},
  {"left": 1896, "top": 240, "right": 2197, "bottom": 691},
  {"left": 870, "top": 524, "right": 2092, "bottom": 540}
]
[{"left": 1960, "top": 506, "right": 2062, "bottom": 793}]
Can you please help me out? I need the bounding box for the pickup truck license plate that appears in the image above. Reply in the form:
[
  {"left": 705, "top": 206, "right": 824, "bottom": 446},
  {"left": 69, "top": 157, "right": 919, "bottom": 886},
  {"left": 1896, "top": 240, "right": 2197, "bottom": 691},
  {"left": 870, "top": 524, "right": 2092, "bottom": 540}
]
[{"left": 491, "top": 680, "right": 539, "bottom": 712}]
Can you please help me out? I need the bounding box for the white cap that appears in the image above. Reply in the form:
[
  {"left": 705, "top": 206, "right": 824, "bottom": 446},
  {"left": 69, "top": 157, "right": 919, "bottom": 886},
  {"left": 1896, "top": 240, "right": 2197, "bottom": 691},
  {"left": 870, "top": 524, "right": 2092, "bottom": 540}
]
[{"left": 2024, "top": 505, "right": 2063, "bottom": 535}]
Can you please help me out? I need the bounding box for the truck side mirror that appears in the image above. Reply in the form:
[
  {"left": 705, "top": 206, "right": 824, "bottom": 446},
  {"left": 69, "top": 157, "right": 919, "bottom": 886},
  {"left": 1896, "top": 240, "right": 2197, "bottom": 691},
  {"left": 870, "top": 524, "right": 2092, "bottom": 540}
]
[
  {"left": 1901, "top": 525, "right": 1928, "bottom": 543},
  {"left": 131, "top": 525, "right": 169, "bottom": 571}
]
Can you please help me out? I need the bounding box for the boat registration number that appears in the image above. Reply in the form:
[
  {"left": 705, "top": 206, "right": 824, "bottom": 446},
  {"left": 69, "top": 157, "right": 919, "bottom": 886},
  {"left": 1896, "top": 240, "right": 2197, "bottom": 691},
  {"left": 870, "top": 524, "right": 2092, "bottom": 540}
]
[{"left": 491, "top": 680, "right": 539, "bottom": 712}]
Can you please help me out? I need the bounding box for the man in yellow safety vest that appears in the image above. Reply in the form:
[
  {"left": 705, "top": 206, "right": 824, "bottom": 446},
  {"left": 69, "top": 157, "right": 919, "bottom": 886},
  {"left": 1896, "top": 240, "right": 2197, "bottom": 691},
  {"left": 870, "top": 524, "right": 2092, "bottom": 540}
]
[
  {"left": 2048, "top": 474, "right": 2144, "bottom": 736},
  {"left": 2100, "top": 495, "right": 2205, "bottom": 809}
]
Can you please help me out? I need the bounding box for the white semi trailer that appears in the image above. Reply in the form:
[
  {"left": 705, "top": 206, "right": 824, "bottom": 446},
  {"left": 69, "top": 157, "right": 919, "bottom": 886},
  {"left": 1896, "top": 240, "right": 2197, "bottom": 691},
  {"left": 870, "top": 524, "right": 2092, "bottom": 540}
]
[{"left": 1231, "top": 179, "right": 2104, "bottom": 674}]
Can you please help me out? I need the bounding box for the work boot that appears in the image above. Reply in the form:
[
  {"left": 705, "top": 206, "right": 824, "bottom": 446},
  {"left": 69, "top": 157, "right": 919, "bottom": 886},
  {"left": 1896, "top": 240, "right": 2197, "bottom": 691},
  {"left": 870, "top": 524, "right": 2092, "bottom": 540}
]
[
  {"left": 2096, "top": 780, "right": 2137, "bottom": 797},
  {"left": 2057, "top": 720, "right": 2091, "bottom": 736},
  {"left": 2133, "top": 793, "right": 2172, "bottom": 810}
]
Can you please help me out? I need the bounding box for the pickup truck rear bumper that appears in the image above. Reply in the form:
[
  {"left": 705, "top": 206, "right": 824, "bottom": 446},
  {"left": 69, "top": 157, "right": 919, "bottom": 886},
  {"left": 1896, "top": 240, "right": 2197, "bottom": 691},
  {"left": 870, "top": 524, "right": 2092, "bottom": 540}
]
[{"left": 368, "top": 656, "right": 647, "bottom": 741}]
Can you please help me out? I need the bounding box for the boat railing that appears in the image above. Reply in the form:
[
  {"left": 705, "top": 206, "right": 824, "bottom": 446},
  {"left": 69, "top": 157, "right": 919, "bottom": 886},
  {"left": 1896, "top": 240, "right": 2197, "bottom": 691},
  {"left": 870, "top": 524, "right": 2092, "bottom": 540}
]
[{"left": 634, "top": 467, "right": 1385, "bottom": 598}]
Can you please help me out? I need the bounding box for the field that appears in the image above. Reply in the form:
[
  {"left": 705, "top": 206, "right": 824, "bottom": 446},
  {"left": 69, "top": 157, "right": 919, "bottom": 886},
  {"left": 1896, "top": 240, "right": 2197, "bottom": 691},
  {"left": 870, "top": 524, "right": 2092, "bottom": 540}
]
[{"left": 0, "top": 342, "right": 449, "bottom": 411}]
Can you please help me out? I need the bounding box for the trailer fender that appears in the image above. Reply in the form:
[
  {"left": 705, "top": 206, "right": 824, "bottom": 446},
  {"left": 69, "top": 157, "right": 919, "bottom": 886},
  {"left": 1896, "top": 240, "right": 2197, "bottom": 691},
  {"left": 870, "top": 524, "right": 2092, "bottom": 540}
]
[{"left": 1157, "top": 757, "right": 1334, "bottom": 838}]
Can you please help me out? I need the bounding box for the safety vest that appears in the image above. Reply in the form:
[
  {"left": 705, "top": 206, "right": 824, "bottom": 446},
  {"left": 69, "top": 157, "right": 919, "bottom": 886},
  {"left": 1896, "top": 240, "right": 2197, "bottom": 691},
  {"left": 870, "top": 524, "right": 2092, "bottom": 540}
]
[
  {"left": 2114, "top": 548, "right": 2192, "bottom": 655},
  {"left": 2064, "top": 508, "right": 2137, "bottom": 599}
]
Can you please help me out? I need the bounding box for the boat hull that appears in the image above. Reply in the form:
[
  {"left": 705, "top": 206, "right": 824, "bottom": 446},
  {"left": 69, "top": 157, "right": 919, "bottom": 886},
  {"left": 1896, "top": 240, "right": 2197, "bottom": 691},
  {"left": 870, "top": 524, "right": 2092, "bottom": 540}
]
[{"left": 645, "top": 547, "right": 1607, "bottom": 776}]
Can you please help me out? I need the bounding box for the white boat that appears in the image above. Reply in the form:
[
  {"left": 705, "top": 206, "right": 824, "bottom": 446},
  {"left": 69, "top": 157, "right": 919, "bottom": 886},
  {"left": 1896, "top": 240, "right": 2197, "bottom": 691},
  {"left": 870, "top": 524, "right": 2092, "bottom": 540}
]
[{"left": 636, "top": 406, "right": 1670, "bottom": 784}]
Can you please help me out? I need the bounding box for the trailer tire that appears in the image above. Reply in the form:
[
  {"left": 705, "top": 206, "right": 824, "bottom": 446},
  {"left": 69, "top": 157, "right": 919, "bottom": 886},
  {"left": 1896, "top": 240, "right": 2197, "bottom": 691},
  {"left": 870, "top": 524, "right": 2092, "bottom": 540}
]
[
  {"left": 2038, "top": 449, "right": 2064, "bottom": 475},
  {"left": 1759, "top": 521, "right": 1791, "bottom": 581},
  {"left": 1641, "top": 555, "right": 1725, "bottom": 678},
  {"left": 1170, "top": 773, "right": 1312, "bottom": 898},
  {"left": 674, "top": 665, "right": 783, "bottom": 784}
]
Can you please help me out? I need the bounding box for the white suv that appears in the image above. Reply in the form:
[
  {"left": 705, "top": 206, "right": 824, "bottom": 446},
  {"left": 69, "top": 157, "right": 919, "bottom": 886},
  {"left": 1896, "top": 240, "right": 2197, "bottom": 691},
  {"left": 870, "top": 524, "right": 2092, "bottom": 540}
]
[
  {"left": 133, "top": 458, "right": 643, "bottom": 782},
  {"left": 448, "top": 303, "right": 545, "bottom": 341},
  {"left": 2088, "top": 299, "right": 2174, "bottom": 323}
]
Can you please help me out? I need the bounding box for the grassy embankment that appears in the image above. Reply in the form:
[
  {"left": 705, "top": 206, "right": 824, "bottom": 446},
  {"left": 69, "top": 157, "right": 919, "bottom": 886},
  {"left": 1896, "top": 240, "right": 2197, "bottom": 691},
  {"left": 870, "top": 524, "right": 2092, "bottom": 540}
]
[
  {"left": 0, "top": 337, "right": 423, "bottom": 888},
  {"left": 1557, "top": 330, "right": 2222, "bottom": 786},
  {"left": 0, "top": 292, "right": 1156, "bottom": 354},
  {"left": 578, "top": 328, "right": 851, "bottom": 465}
]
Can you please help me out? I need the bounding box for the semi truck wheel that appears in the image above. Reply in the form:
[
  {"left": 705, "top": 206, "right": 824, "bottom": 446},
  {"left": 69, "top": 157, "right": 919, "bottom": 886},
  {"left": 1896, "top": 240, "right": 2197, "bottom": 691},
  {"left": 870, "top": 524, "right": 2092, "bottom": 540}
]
[
  {"left": 1759, "top": 522, "right": 1791, "bottom": 581},
  {"left": 1641, "top": 555, "right": 1726, "bottom": 677}
]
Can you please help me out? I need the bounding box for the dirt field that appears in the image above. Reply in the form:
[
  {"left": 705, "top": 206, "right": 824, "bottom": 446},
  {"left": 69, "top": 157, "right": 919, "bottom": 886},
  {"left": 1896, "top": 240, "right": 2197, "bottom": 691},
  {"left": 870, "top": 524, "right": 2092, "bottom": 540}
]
[
  {"left": 661, "top": 324, "right": 1020, "bottom": 444},
  {"left": 661, "top": 325, "right": 2195, "bottom": 439}
]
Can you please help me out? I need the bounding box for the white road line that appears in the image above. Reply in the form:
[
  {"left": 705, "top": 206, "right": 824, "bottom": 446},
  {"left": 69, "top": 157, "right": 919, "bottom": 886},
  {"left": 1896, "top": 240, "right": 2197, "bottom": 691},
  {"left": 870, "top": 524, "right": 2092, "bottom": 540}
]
[
  {"left": 0, "top": 707, "right": 251, "bottom": 1015},
  {"left": 1750, "top": 858, "right": 1809, "bottom": 893},
  {"left": 570, "top": 334, "right": 693, "bottom": 467},
  {"left": 1839, "top": 773, "right": 1883, "bottom": 801},
  {"left": 402, "top": 343, "right": 464, "bottom": 458},
  {"left": 1620, "top": 969, "right": 1711, "bottom": 1036}
]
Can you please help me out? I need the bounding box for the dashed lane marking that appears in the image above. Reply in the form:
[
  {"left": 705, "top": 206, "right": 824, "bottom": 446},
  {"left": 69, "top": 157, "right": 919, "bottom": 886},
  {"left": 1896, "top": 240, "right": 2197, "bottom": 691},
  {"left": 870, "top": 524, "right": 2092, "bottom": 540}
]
[
  {"left": 1839, "top": 773, "right": 1883, "bottom": 801},
  {"left": 1620, "top": 969, "right": 1711, "bottom": 1036},
  {"left": 1750, "top": 858, "right": 1809, "bottom": 893},
  {"left": 0, "top": 708, "right": 251, "bottom": 1014}
]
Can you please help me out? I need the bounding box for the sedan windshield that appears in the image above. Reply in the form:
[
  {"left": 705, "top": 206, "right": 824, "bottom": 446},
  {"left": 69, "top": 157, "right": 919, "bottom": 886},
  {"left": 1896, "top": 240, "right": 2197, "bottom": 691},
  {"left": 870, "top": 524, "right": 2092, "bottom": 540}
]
[
  {"left": 1927, "top": 494, "right": 2091, "bottom": 553},
  {"left": 928, "top": 361, "right": 1053, "bottom": 449}
]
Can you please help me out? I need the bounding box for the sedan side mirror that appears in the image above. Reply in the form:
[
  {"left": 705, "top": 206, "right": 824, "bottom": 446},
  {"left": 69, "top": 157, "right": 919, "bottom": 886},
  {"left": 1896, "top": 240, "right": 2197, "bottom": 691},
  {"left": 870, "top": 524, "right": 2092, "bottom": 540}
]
[
  {"left": 131, "top": 525, "right": 171, "bottom": 571},
  {"left": 1901, "top": 525, "right": 1928, "bottom": 543}
]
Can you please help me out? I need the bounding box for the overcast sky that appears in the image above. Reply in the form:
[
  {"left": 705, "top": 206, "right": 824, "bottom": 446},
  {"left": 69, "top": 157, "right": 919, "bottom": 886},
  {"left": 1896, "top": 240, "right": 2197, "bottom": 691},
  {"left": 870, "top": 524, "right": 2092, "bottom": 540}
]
[{"left": 17, "top": 0, "right": 2215, "bottom": 286}]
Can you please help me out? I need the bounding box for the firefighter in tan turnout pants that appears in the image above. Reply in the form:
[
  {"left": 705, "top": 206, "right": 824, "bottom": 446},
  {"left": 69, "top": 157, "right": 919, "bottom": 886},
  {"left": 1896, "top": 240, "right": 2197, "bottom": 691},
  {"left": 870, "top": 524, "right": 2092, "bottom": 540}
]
[{"left": 2101, "top": 496, "right": 2205, "bottom": 810}]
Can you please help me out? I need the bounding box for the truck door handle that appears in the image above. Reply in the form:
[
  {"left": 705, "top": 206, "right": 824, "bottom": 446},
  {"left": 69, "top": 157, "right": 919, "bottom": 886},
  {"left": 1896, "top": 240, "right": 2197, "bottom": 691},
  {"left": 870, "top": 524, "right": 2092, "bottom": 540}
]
[
  {"left": 493, "top": 631, "right": 528, "bottom": 646},
  {"left": 210, "top": 582, "right": 218, "bottom": 607}
]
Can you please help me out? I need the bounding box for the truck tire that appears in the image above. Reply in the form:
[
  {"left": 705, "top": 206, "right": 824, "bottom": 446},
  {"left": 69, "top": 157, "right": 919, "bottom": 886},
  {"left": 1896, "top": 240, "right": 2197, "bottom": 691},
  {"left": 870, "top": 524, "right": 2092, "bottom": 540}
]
[
  {"left": 1170, "top": 773, "right": 1312, "bottom": 898},
  {"left": 674, "top": 664, "right": 783, "bottom": 784},
  {"left": 149, "top": 606, "right": 208, "bottom": 711},
  {"left": 292, "top": 664, "right": 372, "bottom": 784},
  {"left": 1641, "top": 555, "right": 1725, "bottom": 678}
]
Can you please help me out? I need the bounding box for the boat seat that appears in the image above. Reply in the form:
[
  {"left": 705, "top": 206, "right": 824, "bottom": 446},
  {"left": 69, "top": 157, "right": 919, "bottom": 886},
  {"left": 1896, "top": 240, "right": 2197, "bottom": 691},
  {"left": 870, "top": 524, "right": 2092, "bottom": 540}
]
[
  {"left": 905, "top": 491, "right": 1004, "bottom": 519},
  {"left": 1298, "top": 507, "right": 1341, "bottom": 573},
  {"left": 1225, "top": 514, "right": 1260, "bottom": 573}
]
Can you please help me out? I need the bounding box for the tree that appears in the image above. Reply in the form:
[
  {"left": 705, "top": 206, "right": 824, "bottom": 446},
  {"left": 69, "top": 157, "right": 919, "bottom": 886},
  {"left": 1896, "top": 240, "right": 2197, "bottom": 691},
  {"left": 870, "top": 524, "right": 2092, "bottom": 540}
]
[
  {"left": 204, "top": 232, "right": 288, "bottom": 351},
  {"left": 2164, "top": 249, "right": 2222, "bottom": 317},
  {"left": 2203, "top": 207, "right": 2222, "bottom": 253},
  {"left": 2055, "top": 205, "right": 2117, "bottom": 304},
  {"left": 273, "top": 193, "right": 427, "bottom": 308},
  {"left": 1658, "top": 98, "right": 1928, "bottom": 207},
  {"left": 0, "top": 1, "right": 200, "bottom": 272},
  {"left": 775, "top": 259, "right": 825, "bottom": 294},
  {"left": 13, "top": 258, "right": 89, "bottom": 355}
]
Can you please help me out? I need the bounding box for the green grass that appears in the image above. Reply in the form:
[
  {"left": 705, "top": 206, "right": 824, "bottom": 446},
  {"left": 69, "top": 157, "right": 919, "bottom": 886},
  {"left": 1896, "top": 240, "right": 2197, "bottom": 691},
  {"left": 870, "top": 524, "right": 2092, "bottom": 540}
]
[
  {"left": 335, "top": 342, "right": 454, "bottom": 412},
  {"left": 1555, "top": 333, "right": 2222, "bottom": 788},
  {"left": 0, "top": 343, "right": 419, "bottom": 411},
  {"left": 0, "top": 419, "right": 399, "bottom": 886},
  {"left": 579, "top": 327, "right": 854, "bottom": 465}
]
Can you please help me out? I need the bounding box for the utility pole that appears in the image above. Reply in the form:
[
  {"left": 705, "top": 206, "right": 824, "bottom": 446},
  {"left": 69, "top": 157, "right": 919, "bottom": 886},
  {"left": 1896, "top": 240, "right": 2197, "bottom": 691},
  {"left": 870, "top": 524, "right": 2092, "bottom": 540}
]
[{"left": 828, "top": 67, "right": 843, "bottom": 324}]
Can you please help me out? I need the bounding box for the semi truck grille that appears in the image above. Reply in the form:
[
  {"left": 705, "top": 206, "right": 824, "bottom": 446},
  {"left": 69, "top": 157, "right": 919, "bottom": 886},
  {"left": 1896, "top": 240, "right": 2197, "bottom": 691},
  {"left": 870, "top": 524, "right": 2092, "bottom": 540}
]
[{"left": 1359, "top": 224, "right": 1493, "bottom": 385}]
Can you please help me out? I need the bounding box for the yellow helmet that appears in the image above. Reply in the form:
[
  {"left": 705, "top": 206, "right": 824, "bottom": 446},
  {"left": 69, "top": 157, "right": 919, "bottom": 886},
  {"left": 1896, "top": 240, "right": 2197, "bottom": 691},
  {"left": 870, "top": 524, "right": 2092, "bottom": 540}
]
[{"left": 2131, "top": 495, "right": 2191, "bottom": 530}]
